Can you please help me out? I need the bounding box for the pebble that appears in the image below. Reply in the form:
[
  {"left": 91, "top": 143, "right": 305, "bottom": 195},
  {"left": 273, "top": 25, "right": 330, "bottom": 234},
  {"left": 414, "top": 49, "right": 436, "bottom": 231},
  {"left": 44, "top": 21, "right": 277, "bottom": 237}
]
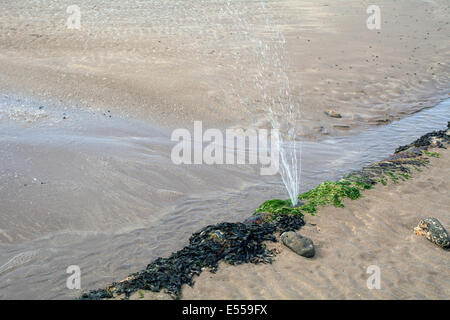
[
  {"left": 430, "top": 137, "right": 443, "bottom": 148},
  {"left": 317, "top": 126, "right": 329, "bottom": 135},
  {"left": 324, "top": 110, "right": 342, "bottom": 118}
]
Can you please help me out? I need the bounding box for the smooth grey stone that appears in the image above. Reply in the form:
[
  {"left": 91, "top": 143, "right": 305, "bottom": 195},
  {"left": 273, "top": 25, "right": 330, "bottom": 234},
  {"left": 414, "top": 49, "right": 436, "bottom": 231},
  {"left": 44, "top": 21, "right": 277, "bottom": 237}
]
[{"left": 280, "top": 231, "right": 315, "bottom": 258}]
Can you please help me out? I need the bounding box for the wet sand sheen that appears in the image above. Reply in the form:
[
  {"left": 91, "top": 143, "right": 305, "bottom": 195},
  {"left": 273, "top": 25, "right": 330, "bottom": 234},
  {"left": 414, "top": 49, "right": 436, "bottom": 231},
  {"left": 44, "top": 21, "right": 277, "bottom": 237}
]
[{"left": 0, "top": 96, "right": 289, "bottom": 299}]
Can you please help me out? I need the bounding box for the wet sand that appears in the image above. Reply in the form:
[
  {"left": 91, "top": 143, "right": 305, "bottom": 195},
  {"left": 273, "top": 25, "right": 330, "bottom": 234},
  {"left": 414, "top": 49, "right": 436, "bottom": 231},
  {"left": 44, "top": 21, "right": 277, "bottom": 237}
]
[
  {"left": 0, "top": 96, "right": 448, "bottom": 299},
  {"left": 181, "top": 147, "right": 450, "bottom": 299},
  {"left": 0, "top": 0, "right": 449, "bottom": 137}
]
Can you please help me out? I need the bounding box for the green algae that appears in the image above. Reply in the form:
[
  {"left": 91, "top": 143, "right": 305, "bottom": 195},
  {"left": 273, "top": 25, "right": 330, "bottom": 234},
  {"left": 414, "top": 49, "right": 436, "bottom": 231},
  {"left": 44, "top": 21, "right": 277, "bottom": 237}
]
[
  {"left": 253, "top": 123, "right": 450, "bottom": 218},
  {"left": 423, "top": 150, "right": 440, "bottom": 158},
  {"left": 385, "top": 171, "right": 399, "bottom": 183},
  {"left": 253, "top": 152, "right": 429, "bottom": 218},
  {"left": 254, "top": 177, "right": 374, "bottom": 218},
  {"left": 254, "top": 199, "right": 303, "bottom": 218},
  {"left": 83, "top": 124, "right": 449, "bottom": 301},
  {"left": 297, "top": 180, "right": 369, "bottom": 214}
]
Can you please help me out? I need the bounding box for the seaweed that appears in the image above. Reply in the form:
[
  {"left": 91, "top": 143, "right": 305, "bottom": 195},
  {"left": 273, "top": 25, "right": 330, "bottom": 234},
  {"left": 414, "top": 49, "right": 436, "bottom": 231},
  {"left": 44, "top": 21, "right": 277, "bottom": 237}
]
[
  {"left": 270, "top": 124, "right": 449, "bottom": 216},
  {"left": 80, "top": 215, "right": 304, "bottom": 300},
  {"left": 271, "top": 214, "right": 305, "bottom": 233},
  {"left": 81, "top": 124, "right": 449, "bottom": 301},
  {"left": 423, "top": 150, "right": 440, "bottom": 158},
  {"left": 395, "top": 121, "right": 449, "bottom": 153},
  {"left": 344, "top": 157, "right": 428, "bottom": 187},
  {"left": 254, "top": 199, "right": 303, "bottom": 218},
  {"left": 385, "top": 171, "right": 399, "bottom": 183},
  {"left": 297, "top": 180, "right": 367, "bottom": 214}
]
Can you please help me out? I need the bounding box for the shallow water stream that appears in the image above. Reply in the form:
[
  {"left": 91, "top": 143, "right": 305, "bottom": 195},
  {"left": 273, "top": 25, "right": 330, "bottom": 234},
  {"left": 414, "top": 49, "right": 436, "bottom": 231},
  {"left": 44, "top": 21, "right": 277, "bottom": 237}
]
[{"left": 0, "top": 95, "right": 448, "bottom": 299}]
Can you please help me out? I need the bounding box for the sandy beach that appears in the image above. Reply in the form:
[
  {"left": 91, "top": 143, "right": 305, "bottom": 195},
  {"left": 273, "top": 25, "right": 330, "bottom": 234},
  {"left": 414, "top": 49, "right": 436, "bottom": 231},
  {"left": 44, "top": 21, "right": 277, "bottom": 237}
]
[
  {"left": 0, "top": 0, "right": 449, "bottom": 137},
  {"left": 0, "top": 0, "right": 449, "bottom": 300},
  {"left": 181, "top": 147, "right": 450, "bottom": 300}
]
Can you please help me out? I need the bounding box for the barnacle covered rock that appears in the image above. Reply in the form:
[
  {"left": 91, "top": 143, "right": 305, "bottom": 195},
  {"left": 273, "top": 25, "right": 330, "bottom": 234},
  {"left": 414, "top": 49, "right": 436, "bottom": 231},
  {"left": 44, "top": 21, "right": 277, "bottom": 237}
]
[{"left": 414, "top": 218, "right": 450, "bottom": 249}]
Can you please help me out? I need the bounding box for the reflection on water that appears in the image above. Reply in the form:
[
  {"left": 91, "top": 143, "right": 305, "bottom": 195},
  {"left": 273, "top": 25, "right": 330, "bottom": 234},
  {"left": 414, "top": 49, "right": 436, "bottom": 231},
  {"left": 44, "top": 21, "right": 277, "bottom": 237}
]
[{"left": 0, "top": 94, "right": 448, "bottom": 299}]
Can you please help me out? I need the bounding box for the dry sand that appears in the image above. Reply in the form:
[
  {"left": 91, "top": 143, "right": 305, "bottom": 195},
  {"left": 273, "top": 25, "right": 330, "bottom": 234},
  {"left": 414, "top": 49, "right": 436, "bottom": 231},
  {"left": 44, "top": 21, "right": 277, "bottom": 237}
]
[
  {"left": 0, "top": 0, "right": 449, "bottom": 137},
  {"left": 180, "top": 147, "right": 450, "bottom": 299}
]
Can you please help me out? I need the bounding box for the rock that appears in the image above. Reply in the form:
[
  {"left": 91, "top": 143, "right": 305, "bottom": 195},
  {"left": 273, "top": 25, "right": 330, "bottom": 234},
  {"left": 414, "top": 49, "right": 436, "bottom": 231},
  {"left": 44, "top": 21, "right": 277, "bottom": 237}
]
[
  {"left": 324, "top": 110, "right": 342, "bottom": 118},
  {"left": 280, "top": 231, "right": 315, "bottom": 258},
  {"left": 375, "top": 118, "right": 391, "bottom": 125},
  {"left": 317, "top": 126, "right": 329, "bottom": 135},
  {"left": 243, "top": 212, "right": 272, "bottom": 225},
  {"left": 395, "top": 124, "right": 449, "bottom": 153},
  {"left": 430, "top": 137, "right": 443, "bottom": 148},
  {"left": 389, "top": 147, "right": 422, "bottom": 160},
  {"left": 414, "top": 218, "right": 450, "bottom": 249},
  {"left": 207, "top": 230, "right": 226, "bottom": 244},
  {"left": 333, "top": 125, "right": 350, "bottom": 130}
]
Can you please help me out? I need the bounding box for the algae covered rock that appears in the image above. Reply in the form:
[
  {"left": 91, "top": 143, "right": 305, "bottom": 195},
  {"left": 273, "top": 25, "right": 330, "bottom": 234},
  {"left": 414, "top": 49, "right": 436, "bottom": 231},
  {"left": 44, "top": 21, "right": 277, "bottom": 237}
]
[
  {"left": 414, "top": 218, "right": 450, "bottom": 249},
  {"left": 254, "top": 199, "right": 303, "bottom": 218},
  {"left": 297, "top": 180, "right": 367, "bottom": 214},
  {"left": 395, "top": 122, "right": 450, "bottom": 153},
  {"left": 389, "top": 147, "right": 422, "bottom": 160},
  {"left": 280, "top": 231, "right": 315, "bottom": 258}
]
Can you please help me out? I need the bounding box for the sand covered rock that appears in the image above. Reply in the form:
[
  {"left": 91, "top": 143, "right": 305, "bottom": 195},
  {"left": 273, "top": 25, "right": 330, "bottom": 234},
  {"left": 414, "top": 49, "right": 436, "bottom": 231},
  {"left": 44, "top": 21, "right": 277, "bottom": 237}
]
[
  {"left": 414, "top": 218, "right": 450, "bottom": 249},
  {"left": 280, "top": 231, "right": 315, "bottom": 258}
]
